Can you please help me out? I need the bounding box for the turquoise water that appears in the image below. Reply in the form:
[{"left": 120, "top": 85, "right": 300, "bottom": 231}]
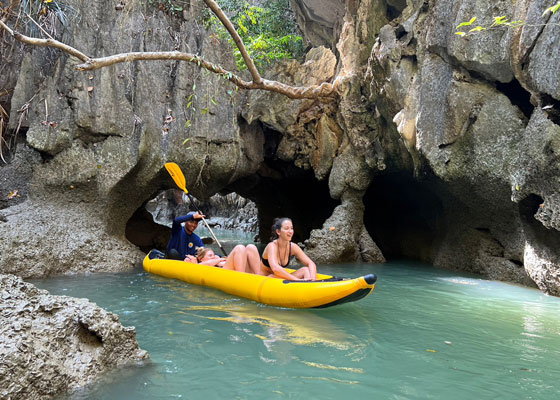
[{"left": 31, "top": 259, "right": 560, "bottom": 400}]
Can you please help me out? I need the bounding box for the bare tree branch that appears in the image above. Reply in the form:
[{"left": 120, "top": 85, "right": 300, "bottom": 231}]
[
  {"left": 0, "top": 19, "right": 88, "bottom": 61},
  {"left": 0, "top": 5, "right": 336, "bottom": 100}
]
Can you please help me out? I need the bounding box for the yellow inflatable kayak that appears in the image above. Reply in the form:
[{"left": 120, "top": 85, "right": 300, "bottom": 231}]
[{"left": 143, "top": 250, "right": 377, "bottom": 309}]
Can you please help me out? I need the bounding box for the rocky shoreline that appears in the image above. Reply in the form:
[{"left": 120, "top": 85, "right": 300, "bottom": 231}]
[{"left": 0, "top": 274, "right": 148, "bottom": 399}]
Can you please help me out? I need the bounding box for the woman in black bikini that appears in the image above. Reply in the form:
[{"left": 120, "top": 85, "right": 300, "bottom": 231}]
[{"left": 261, "top": 218, "right": 318, "bottom": 281}]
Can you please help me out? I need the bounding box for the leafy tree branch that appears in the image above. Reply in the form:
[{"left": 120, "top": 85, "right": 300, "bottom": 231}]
[{"left": 0, "top": 0, "right": 336, "bottom": 99}]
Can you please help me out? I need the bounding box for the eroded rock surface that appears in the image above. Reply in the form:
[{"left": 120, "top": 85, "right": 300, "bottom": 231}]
[{"left": 0, "top": 274, "right": 148, "bottom": 400}]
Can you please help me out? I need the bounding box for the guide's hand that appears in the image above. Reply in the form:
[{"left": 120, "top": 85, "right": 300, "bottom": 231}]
[{"left": 184, "top": 255, "right": 197, "bottom": 263}]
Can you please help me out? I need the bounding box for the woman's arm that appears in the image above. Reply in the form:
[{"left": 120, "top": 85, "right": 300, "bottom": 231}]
[
  {"left": 292, "top": 243, "right": 317, "bottom": 279},
  {"left": 199, "top": 256, "right": 227, "bottom": 267}
]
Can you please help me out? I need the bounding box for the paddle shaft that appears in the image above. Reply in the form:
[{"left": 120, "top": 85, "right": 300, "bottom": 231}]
[{"left": 184, "top": 192, "right": 228, "bottom": 257}]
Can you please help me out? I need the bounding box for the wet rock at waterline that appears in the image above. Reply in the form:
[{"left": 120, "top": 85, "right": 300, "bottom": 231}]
[
  {"left": 0, "top": 274, "right": 148, "bottom": 400},
  {"left": 0, "top": 200, "right": 144, "bottom": 279}
]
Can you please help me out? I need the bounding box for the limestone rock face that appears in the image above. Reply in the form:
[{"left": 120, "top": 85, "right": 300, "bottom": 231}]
[
  {"left": 289, "top": 0, "right": 346, "bottom": 48},
  {"left": 0, "top": 274, "right": 148, "bottom": 400},
  {"left": 0, "top": 144, "right": 41, "bottom": 211},
  {"left": 425, "top": 0, "right": 516, "bottom": 82},
  {"left": 0, "top": 201, "right": 144, "bottom": 278},
  {"left": 364, "top": 0, "right": 560, "bottom": 291},
  {"left": 305, "top": 193, "right": 384, "bottom": 264},
  {"left": 524, "top": 242, "right": 560, "bottom": 297},
  {"left": 1, "top": 0, "right": 258, "bottom": 276}
]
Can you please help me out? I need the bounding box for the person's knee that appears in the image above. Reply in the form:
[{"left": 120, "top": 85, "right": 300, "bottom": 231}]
[
  {"left": 233, "top": 244, "right": 245, "bottom": 252},
  {"left": 166, "top": 249, "right": 182, "bottom": 260}
]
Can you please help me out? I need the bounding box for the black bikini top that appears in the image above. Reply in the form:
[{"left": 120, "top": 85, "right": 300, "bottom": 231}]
[{"left": 262, "top": 242, "right": 291, "bottom": 268}]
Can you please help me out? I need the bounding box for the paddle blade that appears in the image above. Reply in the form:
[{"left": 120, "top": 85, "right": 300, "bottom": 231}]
[{"left": 165, "top": 162, "right": 188, "bottom": 193}]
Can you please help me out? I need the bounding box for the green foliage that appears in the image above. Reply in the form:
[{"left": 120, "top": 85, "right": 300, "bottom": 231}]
[
  {"left": 207, "top": 0, "right": 304, "bottom": 71},
  {"left": 455, "top": 15, "right": 524, "bottom": 37},
  {"left": 455, "top": 2, "right": 560, "bottom": 37},
  {"left": 543, "top": 1, "right": 560, "bottom": 16}
]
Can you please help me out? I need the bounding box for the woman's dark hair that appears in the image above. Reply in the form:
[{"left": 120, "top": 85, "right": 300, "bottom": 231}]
[{"left": 270, "top": 217, "right": 292, "bottom": 241}]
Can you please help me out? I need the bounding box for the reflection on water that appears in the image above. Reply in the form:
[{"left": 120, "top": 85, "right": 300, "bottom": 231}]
[
  {"left": 180, "top": 303, "right": 360, "bottom": 350},
  {"left": 31, "top": 259, "right": 560, "bottom": 400},
  {"left": 155, "top": 276, "right": 373, "bottom": 369}
]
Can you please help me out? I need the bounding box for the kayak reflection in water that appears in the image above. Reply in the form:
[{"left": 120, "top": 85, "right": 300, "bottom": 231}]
[{"left": 261, "top": 218, "right": 318, "bottom": 281}]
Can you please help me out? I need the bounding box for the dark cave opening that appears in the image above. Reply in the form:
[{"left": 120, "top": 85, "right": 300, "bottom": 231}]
[
  {"left": 231, "top": 158, "right": 339, "bottom": 244},
  {"left": 229, "top": 122, "right": 339, "bottom": 243},
  {"left": 125, "top": 201, "right": 172, "bottom": 254},
  {"left": 363, "top": 172, "right": 443, "bottom": 262},
  {"left": 125, "top": 164, "right": 337, "bottom": 253},
  {"left": 495, "top": 79, "right": 534, "bottom": 119},
  {"left": 518, "top": 193, "right": 543, "bottom": 224},
  {"left": 385, "top": 0, "right": 407, "bottom": 21}
]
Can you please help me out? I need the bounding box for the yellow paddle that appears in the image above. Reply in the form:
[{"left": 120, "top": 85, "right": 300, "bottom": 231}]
[{"left": 164, "top": 162, "right": 228, "bottom": 256}]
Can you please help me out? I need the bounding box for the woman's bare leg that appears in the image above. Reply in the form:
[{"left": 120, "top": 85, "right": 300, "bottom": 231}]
[
  {"left": 245, "top": 244, "right": 265, "bottom": 275},
  {"left": 222, "top": 245, "right": 247, "bottom": 272}
]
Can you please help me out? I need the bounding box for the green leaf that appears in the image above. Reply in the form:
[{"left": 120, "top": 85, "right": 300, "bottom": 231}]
[
  {"left": 543, "top": 2, "right": 560, "bottom": 16},
  {"left": 469, "top": 26, "right": 486, "bottom": 32},
  {"left": 455, "top": 31, "right": 467, "bottom": 37},
  {"left": 186, "top": 101, "right": 192, "bottom": 109},
  {"left": 493, "top": 16, "right": 508, "bottom": 25},
  {"left": 509, "top": 20, "right": 525, "bottom": 26},
  {"left": 183, "top": 137, "right": 191, "bottom": 145},
  {"left": 456, "top": 17, "right": 477, "bottom": 29},
  {"left": 185, "top": 120, "right": 191, "bottom": 129},
  {"left": 211, "top": 98, "right": 217, "bottom": 105},
  {"left": 201, "top": 107, "right": 208, "bottom": 115}
]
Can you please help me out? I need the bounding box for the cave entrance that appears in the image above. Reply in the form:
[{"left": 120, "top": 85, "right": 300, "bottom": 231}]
[
  {"left": 125, "top": 165, "right": 337, "bottom": 254},
  {"left": 125, "top": 189, "right": 259, "bottom": 254},
  {"left": 124, "top": 190, "right": 178, "bottom": 254},
  {"left": 363, "top": 172, "right": 443, "bottom": 262},
  {"left": 230, "top": 159, "right": 339, "bottom": 244},
  {"left": 125, "top": 122, "right": 339, "bottom": 253}
]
